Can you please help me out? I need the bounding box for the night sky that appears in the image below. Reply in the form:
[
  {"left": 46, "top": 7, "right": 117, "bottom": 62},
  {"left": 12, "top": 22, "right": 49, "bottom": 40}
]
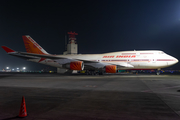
[{"left": 1, "top": 0, "right": 180, "bottom": 71}]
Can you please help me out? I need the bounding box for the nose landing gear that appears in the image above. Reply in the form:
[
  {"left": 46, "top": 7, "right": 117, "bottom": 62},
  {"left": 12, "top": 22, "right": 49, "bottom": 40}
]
[{"left": 156, "top": 68, "right": 161, "bottom": 75}]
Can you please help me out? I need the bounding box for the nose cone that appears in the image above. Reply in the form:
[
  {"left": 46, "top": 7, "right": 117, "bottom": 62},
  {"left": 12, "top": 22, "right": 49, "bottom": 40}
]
[
  {"left": 171, "top": 57, "right": 178, "bottom": 65},
  {"left": 164, "top": 54, "right": 178, "bottom": 66},
  {"left": 175, "top": 58, "right": 179, "bottom": 64}
]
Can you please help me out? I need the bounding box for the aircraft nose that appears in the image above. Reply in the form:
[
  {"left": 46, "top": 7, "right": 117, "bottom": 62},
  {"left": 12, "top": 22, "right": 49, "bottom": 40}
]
[
  {"left": 166, "top": 55, "right": 178, "bottom": 66},
  {"left": 175, "top": 58, "right": 179, "bottom": 63},
  {"left": 172, "top": 57, "right": 178, "bottom": 64}
]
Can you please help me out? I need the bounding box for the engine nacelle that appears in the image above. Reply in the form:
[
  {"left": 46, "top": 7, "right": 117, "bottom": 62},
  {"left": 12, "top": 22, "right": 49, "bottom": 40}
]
[
  {"left": 63, "top": 61, "right": 84, "bottom": 70},
  {"left": 105, "top": 65, "right": 117, "bottom": 73}
]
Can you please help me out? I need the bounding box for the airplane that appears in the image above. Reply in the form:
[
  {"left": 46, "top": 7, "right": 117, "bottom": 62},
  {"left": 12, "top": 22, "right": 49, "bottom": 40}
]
[{"left": 1, "top": 35, "right": 179, "bottom": 75}]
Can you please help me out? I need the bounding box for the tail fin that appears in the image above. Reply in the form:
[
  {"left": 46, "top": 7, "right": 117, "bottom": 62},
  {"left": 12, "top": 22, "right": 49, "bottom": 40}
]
[
  {"left": 1, "top": 46, "right": 15, "bottom": 53},
  {"left": 22, "top": 35, "right": 49, "bottom": 54}
]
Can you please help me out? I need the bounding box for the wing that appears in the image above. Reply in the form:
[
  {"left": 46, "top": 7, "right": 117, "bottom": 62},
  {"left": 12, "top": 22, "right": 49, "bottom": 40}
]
[
  {"left": 18, "top": 51, "right": 134, "bottom": 68},
  {"left": 2, "top": 46, "right": 134, "bottom": 69}
]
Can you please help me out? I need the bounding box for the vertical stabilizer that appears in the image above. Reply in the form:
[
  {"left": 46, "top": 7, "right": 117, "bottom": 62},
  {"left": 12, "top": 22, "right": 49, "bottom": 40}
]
[{"left": 22, "top": 35, "right": 49, "bottom": 54}]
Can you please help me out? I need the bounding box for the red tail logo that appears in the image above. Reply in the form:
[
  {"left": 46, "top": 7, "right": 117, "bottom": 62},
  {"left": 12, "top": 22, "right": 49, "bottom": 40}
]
[{"left": 22, "top": 35, "right": 48, "bottom": 55}]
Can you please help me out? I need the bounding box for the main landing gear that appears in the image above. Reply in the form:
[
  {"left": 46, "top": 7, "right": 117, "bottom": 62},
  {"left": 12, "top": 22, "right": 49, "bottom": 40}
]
[
  {"left": 86, "top": 70, "right": 104, "bottom": 75},
  {"left": 86, "top": 70, "right": 97, "bottom": 75}
]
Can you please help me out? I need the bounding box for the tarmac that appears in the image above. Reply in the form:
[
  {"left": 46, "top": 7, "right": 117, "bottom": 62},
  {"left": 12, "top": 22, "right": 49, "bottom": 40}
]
[{"left": 0, "top": 73, "right": 180, "bottom": 120}]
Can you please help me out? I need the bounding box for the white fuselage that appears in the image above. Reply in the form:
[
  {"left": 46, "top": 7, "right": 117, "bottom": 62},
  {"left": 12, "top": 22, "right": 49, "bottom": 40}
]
[{"left": 29, "top": 50, "right": 178, "bottom": 70}]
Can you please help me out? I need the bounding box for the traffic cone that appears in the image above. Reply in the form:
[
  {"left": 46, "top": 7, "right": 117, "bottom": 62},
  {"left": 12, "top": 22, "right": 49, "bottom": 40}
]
[{"left": 19, "top": 96, "right": 27, "bottom": 117}]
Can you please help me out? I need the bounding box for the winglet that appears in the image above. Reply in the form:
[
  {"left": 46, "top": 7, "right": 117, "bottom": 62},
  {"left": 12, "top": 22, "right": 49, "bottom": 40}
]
[{"left": 1, "top": 46, "right": 15, "bottom": 53}]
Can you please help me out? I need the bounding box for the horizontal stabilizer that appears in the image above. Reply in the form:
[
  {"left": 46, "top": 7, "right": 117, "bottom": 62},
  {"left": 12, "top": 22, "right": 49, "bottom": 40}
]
[{"left": 1, "top": 46, "right": 15, "bottom": 53}]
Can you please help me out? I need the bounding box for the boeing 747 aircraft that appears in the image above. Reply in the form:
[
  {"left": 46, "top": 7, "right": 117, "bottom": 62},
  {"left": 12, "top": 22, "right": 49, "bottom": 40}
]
[{"left": 2, "top": 35, "right": 178, "bottom": 75}]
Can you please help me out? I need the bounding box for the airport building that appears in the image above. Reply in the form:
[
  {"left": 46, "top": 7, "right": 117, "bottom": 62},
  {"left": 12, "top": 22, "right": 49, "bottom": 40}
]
[
  {"left": 63, "top": 31, "right": 78, "bottom": 55},
  {"left": 57, "top": 31, "right": 78, "bottom": 73}
]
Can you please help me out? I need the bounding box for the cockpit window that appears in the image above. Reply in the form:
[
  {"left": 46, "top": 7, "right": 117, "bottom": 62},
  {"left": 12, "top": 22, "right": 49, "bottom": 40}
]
[{"left": 159, "top": 52, "right": 165, "bottom": 54}]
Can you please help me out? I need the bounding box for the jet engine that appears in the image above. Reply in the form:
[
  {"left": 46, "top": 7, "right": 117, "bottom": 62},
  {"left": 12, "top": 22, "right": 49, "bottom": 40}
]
[
  {"left": 105, "top": 65, "right": 117, "bottom": 73},
  {"left": 63, "top": 61, "right": 84, "bottom": 70}
]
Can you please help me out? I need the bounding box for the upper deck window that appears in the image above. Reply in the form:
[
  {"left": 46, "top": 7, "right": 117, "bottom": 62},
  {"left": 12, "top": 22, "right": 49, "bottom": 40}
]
[
  {"left": 122, "top": 53, "right": 136, "bottom": 55},
  {"left": 140, "top": 53, "right": 154, "bottom": 54}
]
